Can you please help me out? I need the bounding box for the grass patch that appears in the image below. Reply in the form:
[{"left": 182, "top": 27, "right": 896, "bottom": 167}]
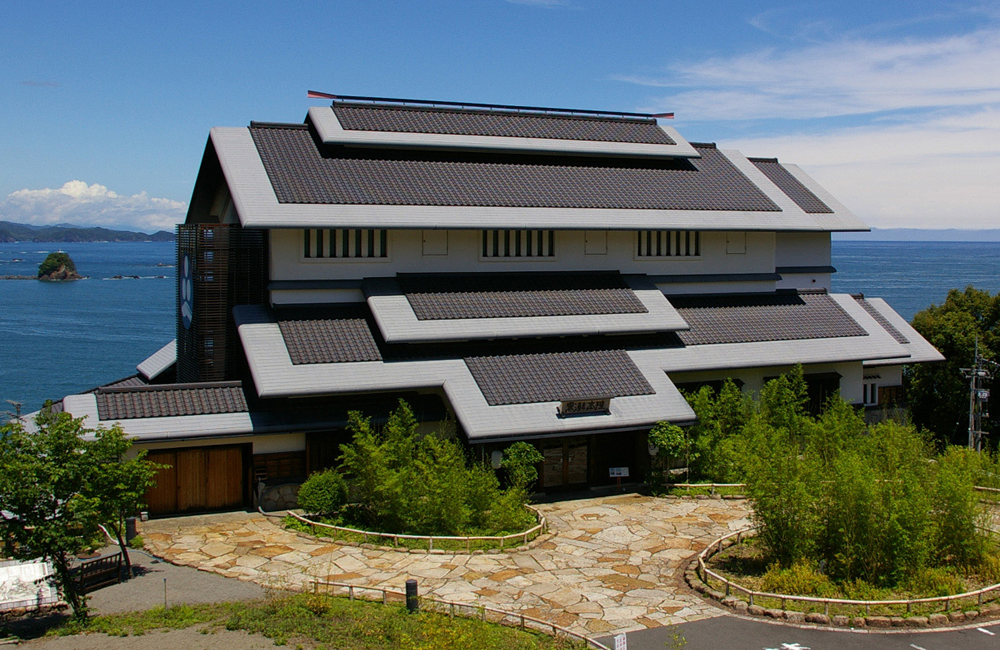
[
  {"left": 49, "top": 603, "right": 236, "bottom": 637},
  {"left": 705, "top": 537, "right": 1000, "bottom": 618},
  {"left": 41, "top": 593, "right": 583, "bottom": 649}
]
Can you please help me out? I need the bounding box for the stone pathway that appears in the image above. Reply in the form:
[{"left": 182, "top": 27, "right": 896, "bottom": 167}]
[{"left": 142, "top": 494, "right": 750, "bottom": 636}]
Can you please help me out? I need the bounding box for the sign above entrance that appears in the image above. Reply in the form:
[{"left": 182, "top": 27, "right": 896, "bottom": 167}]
[{"left": 557, "top": 398, "right": 611, "bottom": 417}]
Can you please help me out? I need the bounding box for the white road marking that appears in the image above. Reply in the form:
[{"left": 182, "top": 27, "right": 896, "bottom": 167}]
[
  {"left": 764, "top": 644, "right": 811, "bottom": 650},
  {"left": 978, "top": 627, "right": 996, "bottom": 636},
  {"left": 909, "top": 644, "right": 927, "bottom": 650}
]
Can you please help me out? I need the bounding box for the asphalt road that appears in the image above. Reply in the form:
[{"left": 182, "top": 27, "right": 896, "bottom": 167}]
[{"left": 600, "top": 615, "right": 1000, "bottom": 650}]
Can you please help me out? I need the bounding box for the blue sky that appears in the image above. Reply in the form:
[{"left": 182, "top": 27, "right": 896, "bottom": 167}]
[{"left": 2, "top": 0, "right": 997, "bottom": 231}]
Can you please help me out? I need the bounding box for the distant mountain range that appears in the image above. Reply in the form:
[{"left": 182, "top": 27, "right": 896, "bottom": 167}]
[
  {"left": 0, "top": 221, "right": 174, "bottom": 243},
  {"left": 833, "top": 228, "right": 1000, "bottom": 242}
]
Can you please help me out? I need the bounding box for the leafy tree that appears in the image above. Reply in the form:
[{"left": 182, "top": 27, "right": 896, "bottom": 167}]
[
  {"left": 908, "top": 286, "right": 999, "bottom": 446},
  {"left": 0, "top": 410, "right": 102, "bottom": 618},
  {"left": 89, "top": 426, "right": 163, "bottom": 578},
  {"left": 684, "top": 381, "right": 751, "bottom": 482},
  {"left": 500, "top": 442, "right": 543, "bottom": 492},
  {"left": 0, "top": 409, "right": 163, "bottom": 617}
]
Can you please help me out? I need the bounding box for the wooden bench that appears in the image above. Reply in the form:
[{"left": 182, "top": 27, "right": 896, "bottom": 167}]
[{"left": 77, "top": 552, "right": 122, "bottom": 593}]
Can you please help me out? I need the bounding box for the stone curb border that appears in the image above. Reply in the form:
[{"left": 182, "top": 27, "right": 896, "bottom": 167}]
[
  {"left": 263, "top": 508, "right": 555, "bottom": 555},
  {"left": 685, "top": 558, "right": 1000, "bottom": 630},
  {"left": 660, "top": 494, "right": 748, "bottom": 501}
]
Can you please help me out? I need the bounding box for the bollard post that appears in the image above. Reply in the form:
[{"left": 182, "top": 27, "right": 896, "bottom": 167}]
[{"left": 406, "top": 579, "right": 419, "bottom": 613}]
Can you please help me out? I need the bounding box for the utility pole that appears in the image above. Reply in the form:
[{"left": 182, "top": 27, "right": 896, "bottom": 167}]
[{"left": 961, "top": 337, "right": 995, "bottom": 451}]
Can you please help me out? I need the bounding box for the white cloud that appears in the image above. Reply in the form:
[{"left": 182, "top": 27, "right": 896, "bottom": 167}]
[
  {"left": 1, "top": 181, "right": 187, "bottom": 233},
  {"left": 621, "top": 29, "right": 1000, "bottom": 121},
  {"left": 615, "top": 26, "right": 1000, "bottom": 229},
  {"left": 724, "top": 108, "right": 1000, "bottom": 229}
]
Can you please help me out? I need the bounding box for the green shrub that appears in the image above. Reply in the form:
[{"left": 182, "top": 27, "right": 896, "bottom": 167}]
[
  {"left": 743, "top": 416, "right": 819, "bottom": 568},
  {"left": 932, "top": 446, "right": 988, "bottom": 567},
  {"left": 332, "top": 400, "right": 535, "bottom": 537},
  {"left": 904, "top": 566, "right": 966, "bottom": 597},
  {"left": 297, "top": 469, "right": 349, "bottom": 516},
  {"left": 128, "top": 534, "right": 144, "bottom": 550},
  {"left": 760, "top": 560, "right": 837, "bottom": 597},
  {"left": 694, "top": 366, "right": 992, "bottom": 589}
]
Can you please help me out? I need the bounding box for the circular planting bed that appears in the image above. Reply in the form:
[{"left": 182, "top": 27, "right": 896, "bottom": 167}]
[
  {"left": 284, "top": 507, "right": 550, "bottom": 555},
  {"left": 687, "top": 528, "right": 1000, "bottom": 629}
]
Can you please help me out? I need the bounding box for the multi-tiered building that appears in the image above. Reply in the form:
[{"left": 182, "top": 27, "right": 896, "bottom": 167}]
[{"left": 52, "top": 96, "right": 942, "bottom": 514}]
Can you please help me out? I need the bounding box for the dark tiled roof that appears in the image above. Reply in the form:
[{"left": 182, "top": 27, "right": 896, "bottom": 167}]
[
  {"left": 277, "top": 305, "right": 383, "bottom": 365},
  {"left": 95, "top": 382, "right": 248, "bottom": 420},
  {"left": 464, "top": 349, "right": 655, "bottom": 406},
  {"left": 107, "top": 375, "right": 148, "bottom": 389},
  {"left": 89, "top": 374, "right": 148, "bottom": 391},
  {"left": 750, "top": 158, "right": 832, "bottom": 214},
  {"left": 855, "top": 298, "right": 909, "bottom": 344},
  {"left": 332, "top": 103, "right": 676, "bottom": 144},
  {"left": 673, "top": 292, "right": 867, "bottom": 345},
  {"left": 250, "top": 125, "right": 780, "bottom": 211},
  {"left": 397, "top": 272, "right": 647, "bottom": 320}
]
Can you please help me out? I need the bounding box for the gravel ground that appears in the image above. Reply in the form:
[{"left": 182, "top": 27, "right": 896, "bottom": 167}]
[
  {"left": 86, "top": 548, "right": 266, "bottom": 615},
  {"left": 6, "top": 546, "right": 271, "bottom": 648}
]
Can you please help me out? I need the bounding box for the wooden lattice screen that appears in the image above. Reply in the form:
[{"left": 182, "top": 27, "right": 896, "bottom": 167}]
[{"left": 176, "top": 224, "right": 268, "bottom": 383}]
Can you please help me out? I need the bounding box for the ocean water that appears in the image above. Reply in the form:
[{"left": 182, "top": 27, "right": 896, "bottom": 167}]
[
  {"left": 830, "top": 241, "right": 1000, "bottom": 321},
  {"left": 1, "top": 240, "right": 999, "bottom": 415},
  {"left": 0, "top": 242, "right": 176, "bottom": 415}
]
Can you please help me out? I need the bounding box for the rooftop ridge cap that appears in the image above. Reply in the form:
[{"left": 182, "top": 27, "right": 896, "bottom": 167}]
[
  {"left": 326, "top": 94, "right": 662, "bottom": 121},
  {"left": 333, "top": 101, "right": 658, "bottom": 125},
  {"left": 464, "top": 348, "right": 629, "bottom": 361},
  {"left": 747, "top": 156, "right": 780, "bottom": 163},
  {"left": 689, "top": 142, "right": 717, "bottom": 149},
  {"left": 249, "top": 121, "right": 309, "bottom": 129}
]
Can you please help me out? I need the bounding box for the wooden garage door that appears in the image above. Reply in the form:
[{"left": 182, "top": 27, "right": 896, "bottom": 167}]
[
  {"left": 145, "top": 445, "right": 245, "bottom": 515},
  {"left": 146, "top": 451, "right": 178, "bottom": 514},
  {"left": 206, "top": 447, "right": 243, "bottom": 509}
]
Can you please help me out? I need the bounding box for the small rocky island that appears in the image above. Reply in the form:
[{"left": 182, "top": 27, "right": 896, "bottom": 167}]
[{"left": 37, "top": 252, "right": 83, "bottom": 281}]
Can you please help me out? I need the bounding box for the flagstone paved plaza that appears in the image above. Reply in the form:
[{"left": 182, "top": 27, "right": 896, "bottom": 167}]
[{"left": 142, "top": 494, "right": 751, "bottom": 636}]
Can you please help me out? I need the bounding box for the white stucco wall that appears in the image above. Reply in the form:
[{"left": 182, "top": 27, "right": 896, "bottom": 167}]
[
  {"left": 774, "top": 232, "right": 831, "bottom": 268},
  {"left": 252, "top": 433, "right": 306, "bottom": 454},
  {"left": 269, "top": 229, "right": 778, "bottom": 283},
  {"left": 775, "top": 232, "right": 833, "bottom": 291}
]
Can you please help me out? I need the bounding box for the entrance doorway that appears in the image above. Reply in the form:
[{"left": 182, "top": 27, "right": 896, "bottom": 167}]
[{"left": 540, "top": 438, "right": 589, "bottom": 489}]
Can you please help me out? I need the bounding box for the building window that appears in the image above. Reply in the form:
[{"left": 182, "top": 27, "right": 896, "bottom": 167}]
[
  {"left": 863, "top": 381, "right": 878, "bottom": 406},
  {"left": 482, "top": 230, "right": 555, "bottom": 258},
  {"left": 637, "top": 231, "right": 700, "bottom": 257},
  {"left": 303, "top": 229, "right": 388, "bottom": 259}
]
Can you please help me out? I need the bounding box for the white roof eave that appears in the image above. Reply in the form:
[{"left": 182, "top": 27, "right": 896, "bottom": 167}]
[
  {"left": 210, "top": 127, "right": 866, "bottom": 232},
  {"left": 307, "top": 106, "right": 703, "bottom": 159}
]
